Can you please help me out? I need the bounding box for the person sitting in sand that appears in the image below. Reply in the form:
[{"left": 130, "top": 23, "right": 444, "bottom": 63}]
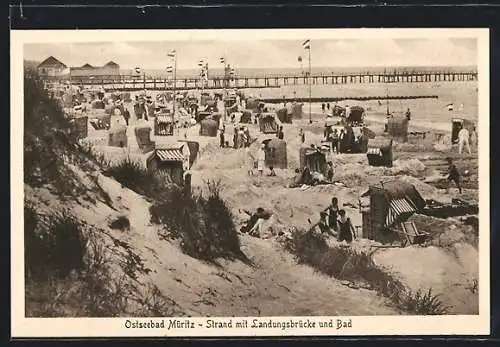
[
  {"left": 289, "top": 168, "right": 303, "bottom": 188},
  {"left": 317, "top": 211, "right": 331, "bottom": 235},
  {"left": 310, "top": 170, "right": 327, "bottom": 186},
  {"left": 268, "top": 165, "right": 276, "bottom": 177},
  {"left": 309, "top": 212, "right": 334, "bottom": 237},
  {"left": 301, "top": 167, "right": 314, "bottom": 186},
  {"left": 241, "top": 207, "right": 272, "bottom": 238}
]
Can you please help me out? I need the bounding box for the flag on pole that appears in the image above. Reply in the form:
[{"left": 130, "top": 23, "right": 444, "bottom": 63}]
[
  {"left": 198, "top": 60, "right": 204, "bottom": 67},
  {"left": 167, "top": 50, "right": 176, "bottom": 58},
  {"left": 302, "top": 39, "right": 311, "bottom": 49},
  {"left": 230, "top": 68, "right": 235, "bottom": 76},
  {"left": 135, "top": 67, "right": 141, "bottom": 74},
  {"left": 220, "top": 57, "right": 225, "bottom": 64},
  {"left": 166, "top": 66, "right": 173, "bottom": 73}
]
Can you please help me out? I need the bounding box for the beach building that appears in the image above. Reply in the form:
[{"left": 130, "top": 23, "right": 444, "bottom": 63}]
[
  {"left": 70, "top": 61, "right": 121, "bottom": 80},
  {"left": 37, "top": 56, "right": 69, "bottom": 78},
  {"left": 361, "top": 180, "right": 426, "bottom": 245}
]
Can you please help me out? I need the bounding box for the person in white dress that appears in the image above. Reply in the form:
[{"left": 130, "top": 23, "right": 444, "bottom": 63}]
[
  {"left": 458, "top": 125, "right": 471, "bottom": 155},
  {"left": 257, "top": 144, "right": 266, "bottom": 176}
]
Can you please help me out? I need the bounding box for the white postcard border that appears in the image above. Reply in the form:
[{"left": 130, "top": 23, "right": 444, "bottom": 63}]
[{"left": 10, "top": 28, "right": 491, "bottom": 337}]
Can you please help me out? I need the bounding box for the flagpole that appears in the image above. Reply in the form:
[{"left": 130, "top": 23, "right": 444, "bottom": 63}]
[
  {"left": 198, "top": 60, "right": 203, "bottom": 103},
  {"left": 222, "top": 56, "right": 227, "bottom": 122},
  {"left": 308, "top": 43, "right": 312, "bottom": 124},
  {"left": 172, "top": 51, "right": 178, "bottom": 135}
]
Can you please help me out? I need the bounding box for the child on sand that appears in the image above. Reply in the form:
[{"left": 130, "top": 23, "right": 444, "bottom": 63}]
[
  {"left": 337, "top": 209, "right": 355, "bottom": 243},
  {"left": 328, "top": 197, "right": 339, "bottom": 232},
  {"left": 299, "top": 128, "right": 305, "bottom": 144}
]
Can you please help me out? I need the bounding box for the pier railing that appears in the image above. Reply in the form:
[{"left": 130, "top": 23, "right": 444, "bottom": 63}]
[{"left": 43, "top": 70, "right": 478, "bottom": 92}]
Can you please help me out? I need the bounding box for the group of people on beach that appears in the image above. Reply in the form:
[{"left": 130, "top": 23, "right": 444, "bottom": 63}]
[{"left": 314, "top": 197, "right": 357, "bottom": 243}]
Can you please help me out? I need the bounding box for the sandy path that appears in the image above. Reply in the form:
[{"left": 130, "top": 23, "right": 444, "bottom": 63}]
[{"left": 92, "top": 174, "right": 399, "bottom": 317}]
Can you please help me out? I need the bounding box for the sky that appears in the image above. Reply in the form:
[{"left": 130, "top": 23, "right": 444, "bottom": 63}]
[{"left": 24, "top": 38, "right": 477, "bottom": 70}]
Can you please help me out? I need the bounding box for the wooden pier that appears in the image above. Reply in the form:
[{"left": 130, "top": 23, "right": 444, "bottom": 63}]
[
  {"left": 46, "top": 70, "right": 478, "bottom": 92},
  {"left": 260, "top": 95, "right": 439, "bottom": 104}
]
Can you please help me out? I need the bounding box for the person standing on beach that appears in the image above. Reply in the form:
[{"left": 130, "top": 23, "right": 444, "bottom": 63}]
[
  {"left": 286, "top": 100, "right": 293, "bottom": 119},
  {"left": 244, "top": 127, "right": 251, "bottom": 147},
  {"left": 345, "top": 104, "right": 351, "bottom": 120},
  {"left": 299, "top": 128, "right": 305, "bottom": 144},
  {"left": 458, "top": 125, "right": 472, "bottom": 155},
  {"left": 322, "top": 103, "right": 326, "bottom": 114},
  {"left": 337, "top": 209, "right": 355, "bottom": 243},
  {"left": 122, "top": 107, "right": 130, "bottom": 126},
  {"left": 327, "top": 103, "right": 330, "bottom": 111},
  {"left": 133, "top": 96, "right": 142, "bottom": 120},
  {"left": 257, "top": 144, "right": 266, "bottom": 176},
  {"left": 326, "top": 162, "right": 335, "bottom": 183},
  {"left": 278, "top": 126, "right": 284, "bottom": 140},
  {"left": 219, "top": 128, "right": 225, "bottom": 148},
  {"left": 338, "top": 129, "right": 346, "bottom": 153},
  {"left": 331, "top": 129, "right": 340, "bottom": 154},
  {"left": 233, "top": 126, "right": 238, "bottom": 149},
  {"left": 470, "top": 126, "right": 477, "bottom": 148},
  {"left": 446, "top": 157, "right": 462, "bottom": 194},
  {"left": 405, "top": 108, "right": 411, "bottom": 121},
  {"left": 327, "top": 197, "right": 339, "bottom": 232}
]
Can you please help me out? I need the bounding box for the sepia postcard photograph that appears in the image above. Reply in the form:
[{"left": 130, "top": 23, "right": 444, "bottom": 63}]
[{"left": 11, "top": 28, "right": 490, "bottom": 337}]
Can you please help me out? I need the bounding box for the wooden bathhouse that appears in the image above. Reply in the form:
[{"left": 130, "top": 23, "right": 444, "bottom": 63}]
[
  {"left": 134, "top": 126, "right": 155, "bottom": 154},
  {"left": 366, "top": 138, "right": 393, "bottom": 167},
  {"left": 345, "top": 106, "right": 365, "bottom": 126},
  {"left": 154, "top": 114, "right": 174, "bottom": 136},
  {"left": 292, "top": 103, "right": 303, "bottom": 119},
  {"left": 264, "top": 138, "right": 288, "bottom": 169},
  {"left": 240, "top": 110, "right": 253, "bottom": 124},
  {"left": 387, "top": 116, "right": 409, "bottom": 142},
  {"left": 259, "top": 113, "right": 279, "bottom": 134},
  {"left": 108, "top": 124, "right": 128, "bottom": 148},
  {"left": 299, "top": 147, "right": 328, "bottom": 175},
  {"left": 68, "top": 115, "right": 88, "bottom": 140},
  {"left": 146, "top": 144, "right": 189, "bottom": 186},
  {"left": 199, "top": 119, "right": 218, "bottom": 137},
  {"left": 361, "top": 180, "right": 426, "bottom": 244}
]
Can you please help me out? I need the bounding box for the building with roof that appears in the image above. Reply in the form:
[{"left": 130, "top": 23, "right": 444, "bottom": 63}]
[
  {"left": 70, "top": 61, "right": 121, "bottom": 79},
  {"left": 37, "top": 56, "right": 69, "bottom": 77}
]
